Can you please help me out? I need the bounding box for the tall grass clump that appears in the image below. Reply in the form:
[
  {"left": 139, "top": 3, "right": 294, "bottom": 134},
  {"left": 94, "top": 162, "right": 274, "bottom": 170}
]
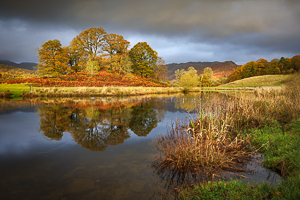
[
  {"left": 153, "top": 109, "right": 253, "bottom": 177},
  {"left": 153, "top": 74, "right": 300, "bottom": 183}
]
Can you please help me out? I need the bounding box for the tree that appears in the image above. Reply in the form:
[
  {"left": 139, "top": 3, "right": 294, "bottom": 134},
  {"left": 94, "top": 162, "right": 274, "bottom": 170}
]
[
  {"left": 179, "top": 73, "right": 198, "bottom": 88},
  {"left": 199, "top": 74, "right": 211, "bottom": 87},
  {"left": 103, "top": 33, "right": 130, "bottom": 71},
  {"left": 203, "top": 67, "right": 213, "bottom": 79},
  {"left": 37, "top": 39, "right": 71, "bottom": 77},
  {"left": 109, "top": 54, "right": 133, "bottom": 74},
  {"left": 278, "top": 57, "right": 292, "bottom": 74},
  {"left": 269, "top": 59, "right": 281, "bottom": 74},
  {"left": 154, "top": 57, "right": 168, "bottom": 81},
  {"left": 175, "top": 69, "right": 185, "bottom": 83},
  {"left": 228, "top": 66, "right": 242, "bottom": 82},
  {"left": 186, "top": 66, "right": 198, "bottom": 78},
  {"left": 241, "top": 61, "right": 258, "bottom": 78},
  {"left": 257, "top": 58, "right": 269, "bottom": 75},
  {"left": 129, "top": 42, "right": 158, "bottom": 78},
  {"left": 70, "top": 27, "right": 107, "bottom": 72},
  {"left": 291, "top": 55, "right": 300, "bottom": 72},
  {"left": 85, "top": 57, "right": 99, "bottom": 76}
]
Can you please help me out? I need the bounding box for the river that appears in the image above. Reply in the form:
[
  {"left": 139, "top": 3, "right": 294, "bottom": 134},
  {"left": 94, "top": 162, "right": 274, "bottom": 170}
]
[{"left": 0, "top": 93, "right": 281, "bottom": 200}]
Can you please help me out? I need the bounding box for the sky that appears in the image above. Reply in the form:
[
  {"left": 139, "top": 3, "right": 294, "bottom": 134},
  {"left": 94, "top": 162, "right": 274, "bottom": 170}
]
[{"left": 0, "top": 0, "right": 300, "bottom": 65}]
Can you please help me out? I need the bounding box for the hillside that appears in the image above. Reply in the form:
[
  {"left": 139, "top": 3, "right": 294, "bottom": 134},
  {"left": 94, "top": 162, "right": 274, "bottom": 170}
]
[
  {"left": 221, "top": 74, "right": 294, "bottom": 87},
  {"left": 0, "top": 60, "right": 37, "bottom": 70},
  {"left": 0, "top": 64, "right": 35, "bottom": 81},
  {"left": 167, "top": 61, "right": 238, "bottom": 80}
]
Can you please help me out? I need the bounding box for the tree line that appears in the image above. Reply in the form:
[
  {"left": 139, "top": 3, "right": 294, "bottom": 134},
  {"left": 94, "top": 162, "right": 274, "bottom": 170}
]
[
  {"left": 228, "top": 56, "right": 300, "bottom": 82},
  {"left": 174, "top": 66, "right": 213, "bottom": 88},
  {"left": 37, "top": 27, "right": 167, "bottom": 81}
]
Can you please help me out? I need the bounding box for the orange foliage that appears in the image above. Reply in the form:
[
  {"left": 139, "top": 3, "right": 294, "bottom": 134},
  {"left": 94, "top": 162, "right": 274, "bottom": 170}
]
[{"left": 1, "top": 71, "right": 169, "bottom": 87}]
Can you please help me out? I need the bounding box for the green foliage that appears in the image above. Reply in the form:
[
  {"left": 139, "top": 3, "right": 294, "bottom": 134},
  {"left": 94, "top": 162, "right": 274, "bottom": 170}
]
[
  {"left": 250, "top": 121, "right": 300, "bottom": 175},
  {"left": 129, "top": 42, "right": 158, "bottom": 78}
]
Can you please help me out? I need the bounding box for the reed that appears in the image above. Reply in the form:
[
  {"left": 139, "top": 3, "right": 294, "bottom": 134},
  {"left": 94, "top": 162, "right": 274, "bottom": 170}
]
[{"left": 153, "top": 73, "right": 300, "bottom": 177}]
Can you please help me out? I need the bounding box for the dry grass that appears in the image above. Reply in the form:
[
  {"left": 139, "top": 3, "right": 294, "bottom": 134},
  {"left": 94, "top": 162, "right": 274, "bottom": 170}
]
[
  {"left": 223, "top": 74, "right": 293, "bottom": 87},
  {"left": 153, "top": 73, "right": 300, "bottom": 180}
]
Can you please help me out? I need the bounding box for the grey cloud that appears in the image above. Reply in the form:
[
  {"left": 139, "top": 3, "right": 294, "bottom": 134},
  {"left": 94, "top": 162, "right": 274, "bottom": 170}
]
[{"left": 0, "top": 0, "right": 300, "bottom": 64}]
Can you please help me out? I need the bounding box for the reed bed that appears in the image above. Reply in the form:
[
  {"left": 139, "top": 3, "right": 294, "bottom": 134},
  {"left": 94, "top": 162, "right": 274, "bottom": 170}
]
[{"left": 153, "top": 73, "right": 300, "bottom": 179}]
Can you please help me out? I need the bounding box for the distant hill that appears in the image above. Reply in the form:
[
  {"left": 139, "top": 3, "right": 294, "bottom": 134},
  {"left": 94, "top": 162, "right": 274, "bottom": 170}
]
[
  {"left": 166, "top": 61, "right": 239, "bottom": 80},
  {"left": 0, "top": 64, "right": 35, "bottom": 81},
  {"left": 0, "top": 60, "right": 37, "bottom": 71}
]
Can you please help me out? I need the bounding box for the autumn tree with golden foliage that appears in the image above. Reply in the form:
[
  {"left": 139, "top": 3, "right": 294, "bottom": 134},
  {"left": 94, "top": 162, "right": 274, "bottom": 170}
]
[
  {"left": 37, "top": 39, "right": 72, "bottom": 77},
  {"left": 154, "top": 57, "right": 168, "bottom": 81},
  {"left": 69, "top": 27, "right": 107, "bottom": 72}
]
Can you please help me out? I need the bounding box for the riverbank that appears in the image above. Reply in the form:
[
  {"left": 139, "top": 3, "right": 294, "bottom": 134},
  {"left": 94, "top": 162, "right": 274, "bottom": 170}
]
[
  {"left": 1, "top": 74, "right": 296, "bottom": 99},
  {"left": 179, "top": 120, "right": 300, "bottom": 199},
  {"left": 175, "top": 75, "right": 300, "bottom": 199},
  {"left": 0, "top": 84, "right": 279, "bottom": 99}
]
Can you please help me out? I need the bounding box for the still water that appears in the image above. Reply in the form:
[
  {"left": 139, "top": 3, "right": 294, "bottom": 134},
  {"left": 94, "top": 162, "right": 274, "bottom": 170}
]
[{"left": 0, "top": 93, "right": 281, "bottom": 200}]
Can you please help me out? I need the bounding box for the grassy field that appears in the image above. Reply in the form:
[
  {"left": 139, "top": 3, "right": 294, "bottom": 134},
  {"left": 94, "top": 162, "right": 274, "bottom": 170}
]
[
  {"left": 0, "top": 83, "right": 31, "bottom": 97},
  {"left": 0, "top": 83, "right": 195, "bottom": 98},
  {"left": 0, "top": 74, "right": 297, "bottom": 98},
  {"left": 220, "top": 74, "right": 294, "bottom": 87}
]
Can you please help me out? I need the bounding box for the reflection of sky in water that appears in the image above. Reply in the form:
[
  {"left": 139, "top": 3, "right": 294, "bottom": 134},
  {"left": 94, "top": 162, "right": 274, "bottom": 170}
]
[
  {"left": 0, "top": 95, "right": 282, "bottom": 199},
  {"left": 0, "top": 106, "right": 194, "bottom": 156},
  {"left": 0, "top": 111, "right": 75, "bottom": 157}
]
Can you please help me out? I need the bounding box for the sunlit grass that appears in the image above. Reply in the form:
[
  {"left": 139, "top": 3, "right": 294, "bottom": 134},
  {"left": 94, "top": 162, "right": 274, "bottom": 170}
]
[
  {"left": 173, "top": 73, "right": 300, "bottom": 199},
  {"left": 0, "top": 83, "right": 31, "bottom": 97},
  {"left": 221, "top": 74, "right": 293, "bottom": 87}
]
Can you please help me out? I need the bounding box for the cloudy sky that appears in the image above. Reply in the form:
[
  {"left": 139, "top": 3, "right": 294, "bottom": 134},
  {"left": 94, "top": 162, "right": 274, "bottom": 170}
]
[{"left": 0, "top": 0, "right": 299, "bottom": 65}]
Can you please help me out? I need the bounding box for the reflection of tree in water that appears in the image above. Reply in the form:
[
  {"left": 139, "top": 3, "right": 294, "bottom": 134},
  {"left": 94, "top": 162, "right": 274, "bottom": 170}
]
[
  {"left": 38, "top": 104, "right": 72, "bottom": 141},
  {"left": 129, "top": 99, "right": 159, "bottom": 137},
  {"left": 70, "top": 105, "right": 132, "bottom": 151},
  {"left": 37, "top": 98, "right": 166, "bottom": 151},
  {"left": 174, "top": 94, "right": 200, "bottom": 112}
]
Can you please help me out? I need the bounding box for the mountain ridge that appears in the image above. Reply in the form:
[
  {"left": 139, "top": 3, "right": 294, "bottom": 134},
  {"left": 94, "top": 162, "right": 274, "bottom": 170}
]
[
  {"left": 0, "top": 60, "right": 37, "bottom": 70},
  {"left": 166, "top": 61, "right": 239, "bottom": 80}
]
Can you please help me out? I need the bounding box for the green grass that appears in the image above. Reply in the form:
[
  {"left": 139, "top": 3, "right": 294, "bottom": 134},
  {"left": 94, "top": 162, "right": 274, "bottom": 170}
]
[
  {"left": 0, "top": 84, "right": 186, "bottom": 98},
  {"left": 250, "top": 121, "right": 300, "bottom": 176},
  {"left": 180, "top": 120, "right": 300, "bottom": 200},
  {"left": 221, "top": 75, "right": 293, "bottom": 88},
  {"left": 0, "top": 83, "right": 31, "bottom": 97}
]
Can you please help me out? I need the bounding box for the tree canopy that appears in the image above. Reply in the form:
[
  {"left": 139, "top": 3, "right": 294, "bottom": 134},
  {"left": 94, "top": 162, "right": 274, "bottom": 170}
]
[
  {"left": 37, "top": 39, "right": 71, "bottom": 77},
  {"left": 129, "top": 42, "right": 158, "bottom": 78},
  {"left": 228, "top": 56, "right": 300, "bottom": 82},
  {"left": 36, "top": 27, "right": 165, "bottom": 80}
]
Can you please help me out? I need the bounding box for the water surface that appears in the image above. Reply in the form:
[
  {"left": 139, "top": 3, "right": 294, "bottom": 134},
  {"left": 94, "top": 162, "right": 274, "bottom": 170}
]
[{"left": 0, "top": 93, "right": 281, "bottom": 199}]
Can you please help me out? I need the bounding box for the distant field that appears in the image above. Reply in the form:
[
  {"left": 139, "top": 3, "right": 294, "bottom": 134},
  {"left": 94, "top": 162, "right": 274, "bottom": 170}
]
[{"left": 221, "top": 74, "right": 294, "bottom": 87}]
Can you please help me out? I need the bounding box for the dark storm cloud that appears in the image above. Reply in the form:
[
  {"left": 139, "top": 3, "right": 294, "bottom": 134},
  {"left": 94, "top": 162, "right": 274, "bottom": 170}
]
[{"left": 1, "top": 0, "right": 300, "bottom": 64}]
